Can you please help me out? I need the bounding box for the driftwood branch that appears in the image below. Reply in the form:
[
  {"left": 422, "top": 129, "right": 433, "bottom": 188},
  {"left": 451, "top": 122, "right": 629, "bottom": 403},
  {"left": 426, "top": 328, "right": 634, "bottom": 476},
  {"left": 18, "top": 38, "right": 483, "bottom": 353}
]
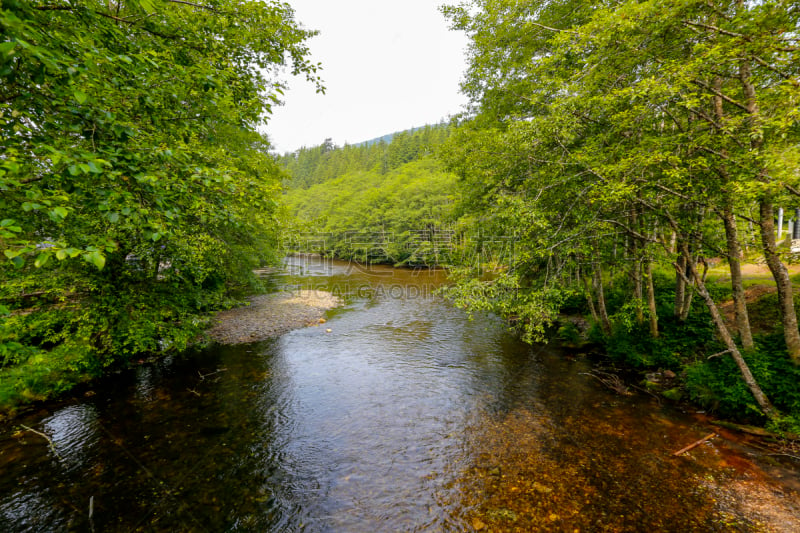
[
  {"left": 673, "top": 433, "right": 717, "bottom": 456},
  {"left": 20, "top": 424, "right": 62, "bottom": 459},
  {"left": 198, "top": 367, "right": 227, "bottom": 381},
  {"left": 582, "top": 370, "right": 632, "bottom": 396}
]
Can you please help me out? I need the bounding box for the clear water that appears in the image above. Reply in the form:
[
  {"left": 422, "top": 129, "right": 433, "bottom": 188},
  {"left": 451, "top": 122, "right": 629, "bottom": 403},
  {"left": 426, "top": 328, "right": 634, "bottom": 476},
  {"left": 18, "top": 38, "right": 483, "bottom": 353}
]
[{"left": 1, "top": 256, "right": 795, "bottom": 531}]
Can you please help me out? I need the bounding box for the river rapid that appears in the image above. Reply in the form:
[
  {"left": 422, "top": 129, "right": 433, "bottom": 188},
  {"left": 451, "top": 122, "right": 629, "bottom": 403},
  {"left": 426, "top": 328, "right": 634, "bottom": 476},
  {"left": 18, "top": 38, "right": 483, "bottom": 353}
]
[{"left": 1, "top": 256, "right": 799, "bottom": 531}]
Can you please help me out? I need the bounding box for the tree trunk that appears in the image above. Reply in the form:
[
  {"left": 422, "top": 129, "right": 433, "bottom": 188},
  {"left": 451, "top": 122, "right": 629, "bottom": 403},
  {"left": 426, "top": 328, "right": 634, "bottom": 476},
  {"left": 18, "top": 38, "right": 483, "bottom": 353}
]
[
  {"left": 758, "top": 200, "right": 800, "bottom": 362},
  {"left": 580, "top": 265, "right": 600, "bottom": 324},
  {"left": 674, "top": 252, "right": 686, "bottom": 319},
  {"left": 593, "top": 264, "right": 611, "bottom": 335},
  {"left": 645, "top": 258, "right": 659, "bottom": 338},
  {"left": 679, "top": 261, "right": 694, "bottom": 322},
  {"left": 634, "top": 258, "right": 644, "bottom": 324},
  {"left": 631, "top": 207, "right": 644, "bottom": 325},
  {"left": 722, "top": 205, "right": 755, "bottom": 350},
  {"left": 737, "top": 58, "right": 800, "bottom": 362},
  {"left": 712, "top": 74, "right": 754, "bottom": 350}
]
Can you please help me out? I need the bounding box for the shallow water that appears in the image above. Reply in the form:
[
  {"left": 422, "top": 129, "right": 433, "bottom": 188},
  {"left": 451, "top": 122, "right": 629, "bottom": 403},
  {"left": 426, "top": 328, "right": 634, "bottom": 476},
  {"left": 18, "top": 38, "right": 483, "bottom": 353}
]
[{"left": 1, "top": 256, "right": 797, "bottom": 531}]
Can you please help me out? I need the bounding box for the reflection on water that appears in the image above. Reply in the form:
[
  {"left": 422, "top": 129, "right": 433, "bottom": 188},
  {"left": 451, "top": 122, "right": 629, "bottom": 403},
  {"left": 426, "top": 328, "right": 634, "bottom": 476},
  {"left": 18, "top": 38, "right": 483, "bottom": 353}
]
[{"left": 0, "top": 257, "right": 797, "bottom": 531}]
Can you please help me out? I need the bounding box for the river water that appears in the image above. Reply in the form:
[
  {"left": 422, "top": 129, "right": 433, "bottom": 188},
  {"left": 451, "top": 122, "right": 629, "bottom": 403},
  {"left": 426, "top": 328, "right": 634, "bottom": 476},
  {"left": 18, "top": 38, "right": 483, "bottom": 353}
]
[{"left": 1, "top": 256, "right": 799, "bottom": 532}]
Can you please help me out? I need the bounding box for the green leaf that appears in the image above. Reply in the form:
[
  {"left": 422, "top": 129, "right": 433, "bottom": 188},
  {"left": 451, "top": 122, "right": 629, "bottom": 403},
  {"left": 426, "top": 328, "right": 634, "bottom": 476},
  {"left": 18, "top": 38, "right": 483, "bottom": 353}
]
[
  {"left": 34, "top": 253, "right": 50, "bottom": 268},
  {"left": 74, "top": 90, "right": 88, "bottom": 104},
  {"left": 52, "top": 206, "right": 69, "bottom": 219},
  {"left": 0, "top": 41, "right": 16, "bottom": 58},
  {"left": 56, "top": 249, "right": 68, "bottom": 261},
  {"left": 138, "top": 0, "right": 157, "bottom": 13},
  {"left": 83, "top": 250, "right": 106, "bottom": 270},
  {"left": 1, "top": 219, "right": 20, "bottom": 230}
]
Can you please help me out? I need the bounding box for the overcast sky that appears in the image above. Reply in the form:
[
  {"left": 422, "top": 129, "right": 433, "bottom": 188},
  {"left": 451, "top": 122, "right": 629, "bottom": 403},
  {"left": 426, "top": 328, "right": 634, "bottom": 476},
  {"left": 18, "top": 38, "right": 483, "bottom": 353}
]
[{"left": 264, "top": 0, "right": 470, "bottom": 153}]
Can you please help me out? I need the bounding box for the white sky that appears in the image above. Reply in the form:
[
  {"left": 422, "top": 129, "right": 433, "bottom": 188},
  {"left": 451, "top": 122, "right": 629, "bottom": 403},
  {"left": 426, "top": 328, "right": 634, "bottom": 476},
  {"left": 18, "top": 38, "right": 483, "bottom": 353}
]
[{"left": 264, "top": 0, "right": 470, "bottom": 154}]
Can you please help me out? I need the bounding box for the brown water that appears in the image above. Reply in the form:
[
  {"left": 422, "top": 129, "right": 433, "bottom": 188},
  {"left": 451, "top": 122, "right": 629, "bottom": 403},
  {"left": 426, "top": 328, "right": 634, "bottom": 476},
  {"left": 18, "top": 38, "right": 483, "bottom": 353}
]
[{"left": 1, "top": 256, "right": 798, "bottom": 532}]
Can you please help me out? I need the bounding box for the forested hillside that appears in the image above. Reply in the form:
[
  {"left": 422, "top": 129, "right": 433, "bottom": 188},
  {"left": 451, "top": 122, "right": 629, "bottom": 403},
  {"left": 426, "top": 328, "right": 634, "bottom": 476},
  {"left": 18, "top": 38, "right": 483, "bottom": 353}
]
[{"left": 280, "top": 125, "right": 460, "bottom": 266}]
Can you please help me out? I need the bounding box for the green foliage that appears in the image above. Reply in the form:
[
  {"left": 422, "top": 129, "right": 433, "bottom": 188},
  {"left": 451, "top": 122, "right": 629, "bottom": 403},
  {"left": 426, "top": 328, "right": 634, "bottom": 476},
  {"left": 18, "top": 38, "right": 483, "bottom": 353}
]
[
  {"left": 283, "top": 153, "right": 459, "bottom": 266},
  {"left": 278, "top": 124, "right": 454, "bottom": 187},
  {"left": 441, "top": 0, "right": 800, "bottom": 425},
  {"left": 556, "top": 321, "right": 581, "bottom": 345},
  {"left": 684, "top": 333, "right": 800, "bottom": 425},
  {"left": 0, "top": 0, "right": 319, "bottom": 408}
]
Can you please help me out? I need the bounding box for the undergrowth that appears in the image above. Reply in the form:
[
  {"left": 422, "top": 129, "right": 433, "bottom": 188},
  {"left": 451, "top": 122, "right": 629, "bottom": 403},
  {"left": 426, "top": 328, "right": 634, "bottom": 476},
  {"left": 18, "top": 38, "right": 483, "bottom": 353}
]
[{"left": 567, "top": 271, "right": 800, "bottom": 433}]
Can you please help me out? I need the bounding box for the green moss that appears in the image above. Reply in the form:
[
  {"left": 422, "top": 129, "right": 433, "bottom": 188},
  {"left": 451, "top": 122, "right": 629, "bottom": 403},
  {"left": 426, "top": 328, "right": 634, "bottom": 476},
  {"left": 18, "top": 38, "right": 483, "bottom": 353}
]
[{"left": 662, "top": 388, "right": 683, "bottom": 402}]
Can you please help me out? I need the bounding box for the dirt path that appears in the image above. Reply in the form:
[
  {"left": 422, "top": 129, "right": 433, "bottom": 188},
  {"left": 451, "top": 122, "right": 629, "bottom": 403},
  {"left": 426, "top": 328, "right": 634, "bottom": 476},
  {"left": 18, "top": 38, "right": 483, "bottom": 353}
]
[{"left": 207, "top": 290, "right": 342, "bottom": 344}]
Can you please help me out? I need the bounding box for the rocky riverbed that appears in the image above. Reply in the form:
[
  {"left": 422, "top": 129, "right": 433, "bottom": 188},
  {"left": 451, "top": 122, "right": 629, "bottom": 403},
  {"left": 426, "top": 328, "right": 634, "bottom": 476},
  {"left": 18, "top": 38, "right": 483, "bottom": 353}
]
[{"left": 207, "top": 289, "right": 342, "bottom": 344}]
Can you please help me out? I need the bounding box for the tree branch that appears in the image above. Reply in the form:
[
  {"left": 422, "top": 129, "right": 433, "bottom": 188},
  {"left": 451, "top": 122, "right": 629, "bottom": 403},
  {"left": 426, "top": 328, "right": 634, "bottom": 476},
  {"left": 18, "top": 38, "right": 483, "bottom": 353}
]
[
  {"left": 598, "top": 218, "right": 660, "bottom": 244},
  {"left": 165, "top": 0, "right": 220, "bottom": 12},
  {"left": 784, "top": 183, "right": 800, "bottom": 198},
  {"left": 529, "top": 21, "right": 577, "bottom": 35},
  {"left": 682, "top": 19, "right": 748, "bottom": 41},
  {"left": 691, "top": 79, "right": 750, "bottom": 113},
  {"left": 751, "top": 54, "right": 799, "bottom": 86}
]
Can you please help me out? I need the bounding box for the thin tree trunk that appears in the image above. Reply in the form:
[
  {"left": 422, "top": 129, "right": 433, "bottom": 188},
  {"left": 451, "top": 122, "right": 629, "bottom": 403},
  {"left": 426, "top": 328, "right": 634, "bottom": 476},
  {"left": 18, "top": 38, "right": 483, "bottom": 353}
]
[
  {"left": 593, "top": 264, "right": 611, "bottom": 335},
  {"left": 758, "top": 200, "right": 800, "bottom": 362},
  {"left": 722, "top": 205, "right": 755, "bottom": 350},
  {"left": 645, "top": 258, "right": 659, "bottom": 338},
  {"left": 738, "top": 57, "right": 800, "bottom": 361},
  {"left": 679, "top": 208, "right": 706, "bottom": 322},
  {"left": 712, "top": 74, "right": 754, "bottom": 350},
  {"left": 581, "top": 265, "right": 600, "bottom": 324},
  {"left": 680, "top": 264, "right": 694, "bottom": 321},
  {"left": 676, "top": 242, "right": 778, "bottom": 420},
  {"left": 634, "top": 258, "right": 644, "bottom": 324},
  {"left": 631, "top": 207, "right": 644, "bottom": 325},
  {"left": 674, "top": 252, "right": 686, "bottom": 319}
]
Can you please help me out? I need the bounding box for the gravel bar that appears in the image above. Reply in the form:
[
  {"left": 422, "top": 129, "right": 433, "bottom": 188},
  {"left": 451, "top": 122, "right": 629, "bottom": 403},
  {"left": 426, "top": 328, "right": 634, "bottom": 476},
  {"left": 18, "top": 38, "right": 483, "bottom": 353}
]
[{"left": 208, "top": 290, "right": 342, "bottom": 344}]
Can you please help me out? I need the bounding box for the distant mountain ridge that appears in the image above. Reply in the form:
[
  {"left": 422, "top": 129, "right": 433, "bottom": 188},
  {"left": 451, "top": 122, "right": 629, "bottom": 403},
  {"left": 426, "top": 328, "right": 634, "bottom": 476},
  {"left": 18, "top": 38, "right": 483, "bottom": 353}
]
[{"left": 354, "top": 126, "right": 427, "bottom": 147}]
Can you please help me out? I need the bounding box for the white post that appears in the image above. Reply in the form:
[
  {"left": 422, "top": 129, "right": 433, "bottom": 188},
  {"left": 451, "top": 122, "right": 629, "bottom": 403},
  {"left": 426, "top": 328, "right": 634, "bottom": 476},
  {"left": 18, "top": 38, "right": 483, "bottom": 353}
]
[{"left": 778, "top": 207, "right": 784, "bottom": 240}]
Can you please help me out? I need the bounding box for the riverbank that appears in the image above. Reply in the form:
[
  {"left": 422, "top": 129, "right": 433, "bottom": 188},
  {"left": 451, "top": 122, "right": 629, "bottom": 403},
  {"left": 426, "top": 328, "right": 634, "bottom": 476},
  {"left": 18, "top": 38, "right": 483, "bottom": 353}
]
[
  {"left": 207, "top": 289, "right": 342, "bottom": 344},
  {"left": 0, "top": 288, "right": 342, "bottom": 418}
]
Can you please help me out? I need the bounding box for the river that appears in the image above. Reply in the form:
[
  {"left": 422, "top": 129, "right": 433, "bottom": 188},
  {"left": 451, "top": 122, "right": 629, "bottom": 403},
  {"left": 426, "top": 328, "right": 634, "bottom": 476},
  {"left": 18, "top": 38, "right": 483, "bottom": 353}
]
[{"left": 1, "top": 256, "right": 799, "bottom": 531}]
